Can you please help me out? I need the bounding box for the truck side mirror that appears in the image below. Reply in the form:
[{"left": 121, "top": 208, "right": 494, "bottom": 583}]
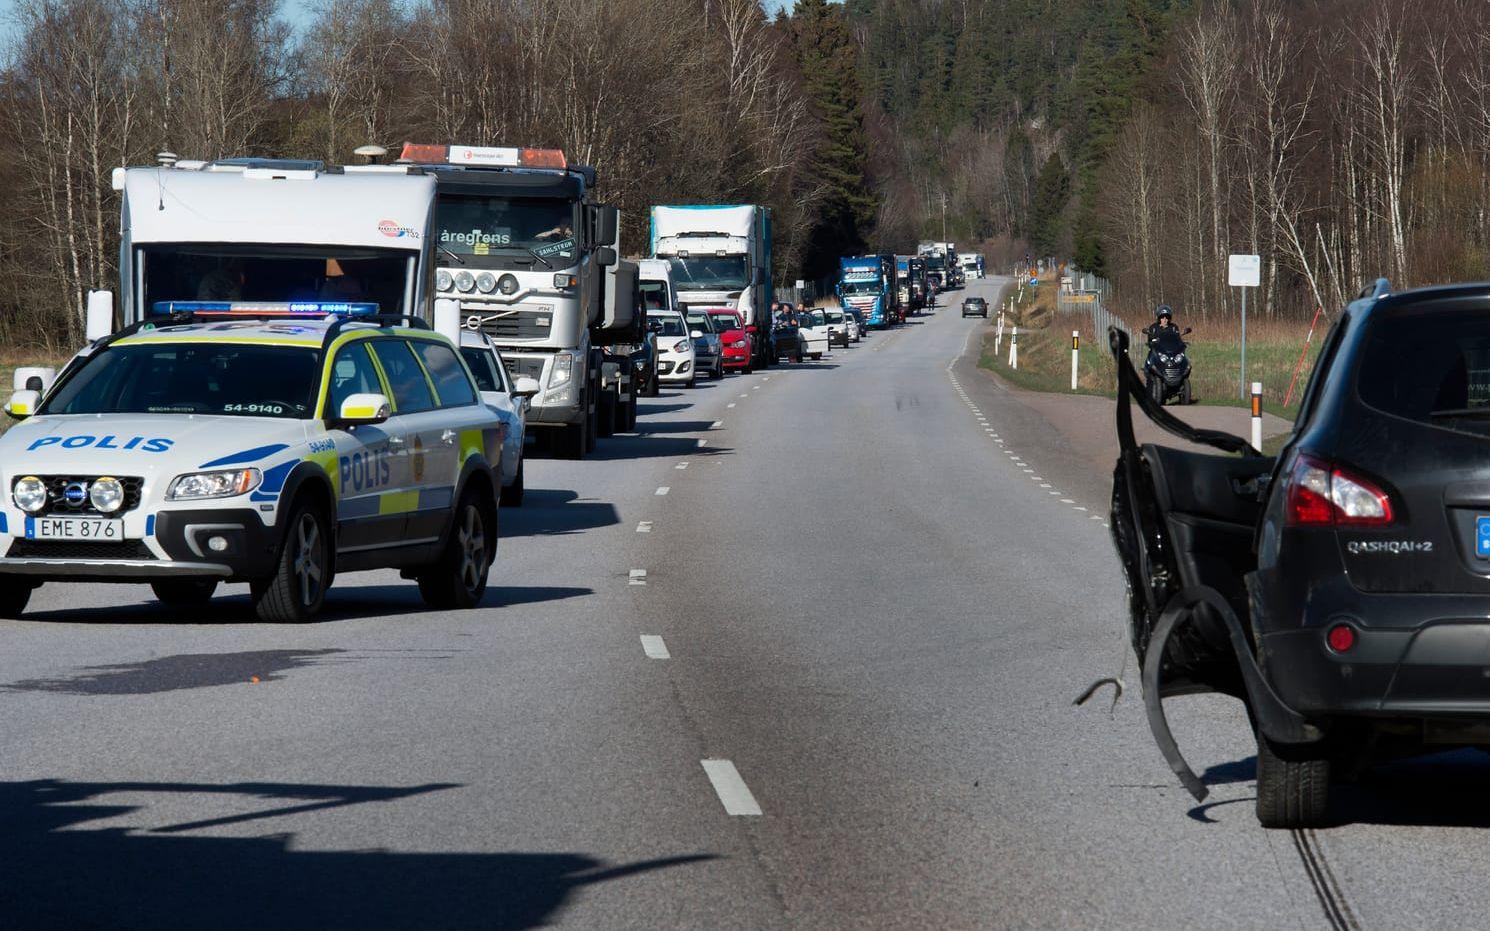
[
  {"left": 594, "top": 205, "right": 619, "bottom": 246},
  {"left": 86, "top": 290, "right": 114, "bottom": 341},
  {"left": 13, "top": 367, "right": 55, "bottom": 394},
  {"left": 595, "top": 246, "right": 617, "bottom": 268}
]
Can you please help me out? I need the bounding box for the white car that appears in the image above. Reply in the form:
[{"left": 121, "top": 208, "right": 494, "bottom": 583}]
[
  {"left": 824, "top": 308, "right": 854, "bottom": 348},
  {"left": 460, "top": 331, "right": 539, "bottom": 507},
  {"left": 0, "top": 310, "right": 507, "bottom": 622},
  {"left": 798, "top": 308, "right": 831, "bottom": 360},
  {"left": 650, "top": 310, "right": 697, "bottom": 387}
]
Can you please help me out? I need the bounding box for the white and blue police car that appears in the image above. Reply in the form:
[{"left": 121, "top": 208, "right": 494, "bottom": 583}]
[{"left": 0, "top": 303, "right": 507, "bottom": 621}]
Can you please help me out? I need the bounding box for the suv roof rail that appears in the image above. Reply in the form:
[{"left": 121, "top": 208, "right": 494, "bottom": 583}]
[
  {"left": 323, "top": 314, "right": 431, "bottom": 347},
  {"left": 1358, "top": 277, "right": 1392, "bottom": 300}
]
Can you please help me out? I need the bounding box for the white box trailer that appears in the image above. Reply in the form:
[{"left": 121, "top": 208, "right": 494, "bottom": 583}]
[{"left": 649, "top": 205, "right": 772, "bottom": 368}]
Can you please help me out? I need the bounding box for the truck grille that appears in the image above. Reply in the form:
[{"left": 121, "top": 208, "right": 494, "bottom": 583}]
[
  {"left": 464, "top": 307, "right": 553, "bottom": 341},
  {"left": 7, "top": 539, "right": 156, "bottom": 560}
]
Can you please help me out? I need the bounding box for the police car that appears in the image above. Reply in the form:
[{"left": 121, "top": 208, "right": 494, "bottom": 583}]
[{"left": 0, "top": 304, "right": 507, "bottom": 622}]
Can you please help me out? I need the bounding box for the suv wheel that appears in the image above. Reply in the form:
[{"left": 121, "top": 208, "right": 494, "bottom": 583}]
[
  {"left": 151, "top": 579, "right": 218, "bottom": 606},
  {"left": 254, "top": 503, "right": 330, "bottom": 623},
  {"left": 1255, "top": 735, "right": 1331, "bottom": 828},
  {"left": 418, "top": 490, "right": 493, "bottom": 610}
]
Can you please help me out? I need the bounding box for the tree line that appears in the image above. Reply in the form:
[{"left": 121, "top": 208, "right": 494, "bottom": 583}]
[{"left": 0, "top": 0, "right": 873, "bottom": 348}]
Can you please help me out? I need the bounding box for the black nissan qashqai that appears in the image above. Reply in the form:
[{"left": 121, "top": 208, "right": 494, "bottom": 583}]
[{"left": 1110, "top": 279, "right": 1490, "bottom": 828}]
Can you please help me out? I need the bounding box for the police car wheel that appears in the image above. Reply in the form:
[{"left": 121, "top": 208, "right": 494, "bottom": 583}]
[
  {"left": 254, "top": 505, "right": 330, "bottom": 623},
  {"left": 418, "top": 492, "right": 493, "bottom": 610},
  {"left": 0, "top": 579, "right": 34, "bottom": 619},
  {"left": 151, "top": 579, "right": 218, "bottom": 606}
]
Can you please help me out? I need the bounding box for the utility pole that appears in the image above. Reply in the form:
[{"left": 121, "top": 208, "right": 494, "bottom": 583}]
[{"left": 940, "top": 191, "right": 947, "bottom": 243}]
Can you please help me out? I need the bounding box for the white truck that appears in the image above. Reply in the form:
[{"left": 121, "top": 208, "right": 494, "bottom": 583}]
[
  {"left": 960, "top": 252, "right": 984, "bottom": 280},
  {"left": 649, "top": 205, "right": 773, "bottom": 370},
  {"left": 402, "top": 143, "right": 623, "bottom": 459}
]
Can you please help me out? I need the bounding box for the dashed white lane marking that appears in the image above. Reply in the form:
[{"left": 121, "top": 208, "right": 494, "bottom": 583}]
[
  {"left": 640, "top": 635, "right": 670, "bottom": 659},
  {"left": 752, "top": 385, "right": 760, "bottom": 390},
  {"left": 1091, "top": 515, "right": 1104, "bottom": 521},
  {"left": 738, "top": 393, "right": 749, "bottom": 398},
  {"left": 698, "top": 439, "right": 709, "bottom": 448},
  {"left": 676, "top": 462, "right": 690, "bottom": 470},
  {"left": 636, "top": 521, "right": 653, "bottom": 533},
  {"left": 727, "top": 403, "right": 736, "bottom": 408},
  {"left": 1062, "top": 500, "right": 1076, "bottom": 505},
  {"left": 1040, "top": 483, "right": 1053, "bottom": 489},
  {"left": 656, "top": 486, "right": 671, "bottom": 496},
  {"left": 701, "top": 760, "right": 763, "bottom": 816},
  {"left": 763, "top": 376, "right": 771, "bottom": 382},
  {"left": 629, "top": 569, "right": 648, "bottom": 586},
  {"left": 712, "top": 420, "right": 724, "bottom": 429}
]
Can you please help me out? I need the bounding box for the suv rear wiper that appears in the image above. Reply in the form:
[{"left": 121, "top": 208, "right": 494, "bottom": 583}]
[{"left": 1430, "top": 407, "right": 1490, "bottom": 420}]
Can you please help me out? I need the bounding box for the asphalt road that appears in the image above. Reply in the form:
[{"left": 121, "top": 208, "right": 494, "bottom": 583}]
[{"left": 5, "top": 277, "right": 1490, "bottom": 929}]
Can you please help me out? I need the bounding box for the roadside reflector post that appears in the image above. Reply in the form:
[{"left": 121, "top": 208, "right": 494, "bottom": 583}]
[
  {"left": 1010, "top": 325, "right": 1019, "bottom": 370},
  {"left": 1251, "top": 381, "right": 1263, "bottom": 452},
  {"left": 994, "top": 312, "right": 1004, "bottom": 354},
  {"left": 1071, "top": 330, "right": 1080, "bottom": 390}
]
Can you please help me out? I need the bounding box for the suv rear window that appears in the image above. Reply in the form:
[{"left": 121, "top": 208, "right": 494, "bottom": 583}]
[{"left": 1358, "top": 308, "right": 1490, "bottom": 434}]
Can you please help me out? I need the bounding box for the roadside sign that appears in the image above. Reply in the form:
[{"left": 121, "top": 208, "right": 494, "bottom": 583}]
[
  {"left": 1228, "top": 254, "right": 1261, "bottom": 288},
  {"left": 1029, "top": 277, "right": 1039, "bottom": 287},
  {"left": 794, "top": 279, "right": 805, "bottom": 290}
]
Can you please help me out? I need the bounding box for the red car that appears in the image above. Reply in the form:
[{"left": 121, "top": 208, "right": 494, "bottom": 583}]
[{"left": 708, "top": 310, "right": 753, "bottom": 373}]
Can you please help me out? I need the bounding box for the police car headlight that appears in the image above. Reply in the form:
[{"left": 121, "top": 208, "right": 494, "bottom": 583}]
[
  {"left": 454, "top": 271, "right": 476, "bottom": 293},
  {"left": 475, "top": 272, "right": 497, "bottom": 294},
  {"left": 88, "top": 476, "right": 125, "bottom": 513},
  {"left": 12, "top": 476, "right": 46, "bottom": 513},
  {"left": 167, "top": 468, "right": 261, "bottom": 500},
  {"left": 436, "top": 270, "right": 454, "bottom": 292}
]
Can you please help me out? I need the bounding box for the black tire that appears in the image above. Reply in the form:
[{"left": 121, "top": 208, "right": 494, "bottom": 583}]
[
  {"left": 584, "top": 401, "right": 597, "bottom": 454},
  {"left": 598, "top": 390, "right": 616, "bottom": 438},
  {"left": 418, "top": 489, "right": 494, "bottom": 610},
  {"left": 1179, "top": 380, "right": 1193, "bottom": 405},
  {"left": 1255, "top": 735, "right": 1332, "bottom": 828},
  {"left": 253, "top": 502, "right": 330, "bottom": 623},
  {"left": 0, "top": 579, "right": 34, "bottom": 619},
  {"left": 811, "top": 353, "right": 822, "bottom": 361},
  {"left": 500, "top": 457, "right": 525, "bottom": 507},
  {"left": 1148, "top": 377, "right": 1166, "bottom": 406},
  {"left": 711, "top": 362, "right": 722, "bottom": 380},
  {"left": 151, "top": 579, "right": 218, "bottom": 606},
  {"left": 555, "top": 421, "right": 586, "bottom": 459},
  {"left": 621, "top": 394, "right": 638, "bottom": 432}
]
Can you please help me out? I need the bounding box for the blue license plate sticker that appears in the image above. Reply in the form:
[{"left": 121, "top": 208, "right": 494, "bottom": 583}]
[{"left": 1477, "top": 516, "right": 1490, "bottom": 557}]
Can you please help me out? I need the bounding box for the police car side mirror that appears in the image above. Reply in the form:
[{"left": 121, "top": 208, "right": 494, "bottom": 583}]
[
  {"left": 512, "top": 376, "right": 540, "bottom": 399},
  {"left": 6, "top": 389, "right": 40, "bottom": 420},
  {"left": 333, "top": 392, "right": 392, "bottom": 427}
]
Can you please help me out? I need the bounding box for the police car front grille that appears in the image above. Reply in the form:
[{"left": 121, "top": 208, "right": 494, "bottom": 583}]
[
  {"left": 34, "top": 476, "right": 144, "bottom": 516},
  {"left": 502, "top": 357, "right": 546, "bottom": 381},
  {"left": 7, "top": 539, "right": 156, "bottom": 560},
  {"left": 468, "top": 309, "right": 553, "bottom": 341}
]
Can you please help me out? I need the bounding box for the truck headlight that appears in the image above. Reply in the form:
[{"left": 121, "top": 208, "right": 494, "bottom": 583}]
[
  {"left": 547, "top": 351, "right": 575, "bottom": 390},
  {"left": 167, "top": 468, "right": 261, "bottom": 500},
  {"left": 454, "top": 271, "right": 476, "bottom": 293},
  {"left": 12, "top": 475, "right": 46, "bottom": 513},
  {"left": 436, "top": 269, "right": 454, "bottom": 292},
  {"left": 476, "top": 272, "right": 497, "bottom": 294},
  {"left": 89, "top": 476, "right": 125, "bottom": 513}
]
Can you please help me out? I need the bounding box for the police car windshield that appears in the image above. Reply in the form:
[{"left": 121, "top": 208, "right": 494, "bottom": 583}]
[
  {"left": 667, "top": 256, "right": 748, "bottom": 291},
  {"left": 43, "top": 343, "right": 319, "bottom": 419},
  {"left": 142, "top": 245, "right": 412, "bottom": 315},
  {"left": 435, "top": 194, "right": 576, "bottom": 267}
]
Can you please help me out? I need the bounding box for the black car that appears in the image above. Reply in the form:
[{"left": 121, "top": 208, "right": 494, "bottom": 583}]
[
  {"left": 1109, "top": 279, "right": 1490, "bottom": 828},
  {"left": 961, "top": 297, "right": 988, "bottom": 318}
]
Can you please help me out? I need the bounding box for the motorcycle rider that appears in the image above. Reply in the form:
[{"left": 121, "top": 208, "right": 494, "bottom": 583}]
[{"left": 1144, "top": 305, "right": 1179, "bottom": 341}]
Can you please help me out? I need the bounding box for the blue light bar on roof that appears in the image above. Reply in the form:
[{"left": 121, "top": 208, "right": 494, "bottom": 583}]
[{"left": 149, "top": 301, "right": 380, "bottom": 317}]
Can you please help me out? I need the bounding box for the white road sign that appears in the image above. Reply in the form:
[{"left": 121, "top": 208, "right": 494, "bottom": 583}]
[{"left": 1228, "top": 254, "right": 1261, "bottom": 288}]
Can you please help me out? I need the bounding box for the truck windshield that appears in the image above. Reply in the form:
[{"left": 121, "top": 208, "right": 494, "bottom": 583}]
[
  {"left": 667, "top": 256, "right": 748, "bottom": 291},
  {"left": 639, "top": 281, "right": 671, "bottom": 311},
  {"left": 43, "top": 343, "right": 319, "bottom": 419},
  {"left": 840, "top": 279, "right": 881, "bottom": 295},
  {"left": 141, "top": 245, "right": 412, "bottom": 316},
  {"left": 436, "top": 194, "right": 578, "bottom": 266}
]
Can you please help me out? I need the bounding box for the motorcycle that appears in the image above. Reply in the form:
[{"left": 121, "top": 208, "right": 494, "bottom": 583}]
[{"left": 1144, "top": 327, "right": 1193, "bottom": 405}]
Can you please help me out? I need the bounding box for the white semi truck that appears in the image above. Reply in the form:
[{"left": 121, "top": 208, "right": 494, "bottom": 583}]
[
  {"left": 401, "top": 144, "right": 624, "bottom": 459},
  {"left": 649, "top": 205, "right": 773, "bottom": 369}
]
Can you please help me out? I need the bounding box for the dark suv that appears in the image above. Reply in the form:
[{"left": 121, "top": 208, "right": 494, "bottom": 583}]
[{"left": 1110, "top": 279, "right": 1490, "bottom": 828}]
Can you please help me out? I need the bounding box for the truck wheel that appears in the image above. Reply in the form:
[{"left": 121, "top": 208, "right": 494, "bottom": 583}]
[
  {"left": 1255, "top": 735, "right": 1332, "bottom": 828},
  {"left": 418, "top": 489, "right": 494, "bottom": 610},
  {"left": 253, "top": 503, "right": 330, "bottom": 623},
  {"left": 584, "top": 387, "right": 598, "bottom": 454},
  {"left": 0, "top": 579, "right": 34, "bottom": 619},
  {"left": 555, "top": 421, "right": 586, "bottom": 459},
  {"left": 500, "top": 458, "right": 525, "bottom": 507},
  {"left": 598, "top": 390, "right": 616, "bottom": 438},
  {"left": 151, "top": 579, "right": 218, "bottom": 606}
]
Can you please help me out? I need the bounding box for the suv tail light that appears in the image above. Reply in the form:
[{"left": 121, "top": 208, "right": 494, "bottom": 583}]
[{"left": 1286, "top": 453, "right": 1395, "bottom": 527}]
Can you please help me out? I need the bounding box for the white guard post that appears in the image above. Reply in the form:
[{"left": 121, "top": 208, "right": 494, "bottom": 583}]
[
  {"left": 1071, "top": 330, "right": 1079, "bottom": 390},
  {"left": 1009, "top": 325, "right": 1018, "bottom": 370},
  {"left": 1251, "top": 382, "right": 1264, "bottom": 452}
]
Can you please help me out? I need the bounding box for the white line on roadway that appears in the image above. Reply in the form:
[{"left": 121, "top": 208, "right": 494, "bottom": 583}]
[
  {"left": 640, "top": 635, "right": 670, "bottom": 659},
  {"left": 636, "top": 521, "right": 653, "bottom": 533},
  {"left": 629, "top": 569, "right": 648, "bottom": 586},
  {"left": 711, "top": 420, "right": 724, "bottom": 429},
  {"left": 701, "top": 760, "right": 763, "bottom": 816},
  {"left": 727, "top": 403, "right": 736, "bottom": 408},
  {"left": 656, "top": 487, "right": 671, "bottom": 496},
  {"left": 676, "top": 462, "right": 690, "bottom": 470},
  {"left": 698, "top": 439, "right": 708, "bottom": 448}
]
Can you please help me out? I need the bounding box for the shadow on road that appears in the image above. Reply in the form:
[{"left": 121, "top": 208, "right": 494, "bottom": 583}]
[
  {"left": 500, "top": 489, "right": 620, "bottom": 537},
  {"left": 0, "top": 778, "right": 715, "bottom": 930}
]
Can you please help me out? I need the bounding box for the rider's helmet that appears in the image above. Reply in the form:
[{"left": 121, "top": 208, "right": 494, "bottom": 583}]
[{"left": 1155, "top": 304, "right": 1173, "bottom": 323}]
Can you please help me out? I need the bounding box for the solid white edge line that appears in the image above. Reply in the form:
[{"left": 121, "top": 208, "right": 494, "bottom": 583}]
[
  {"left": 640, "top": 635, "right": 670, "bottom": 660},
  {"left": 701, "top": 759, "right": 763, "bottom": 816}
]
